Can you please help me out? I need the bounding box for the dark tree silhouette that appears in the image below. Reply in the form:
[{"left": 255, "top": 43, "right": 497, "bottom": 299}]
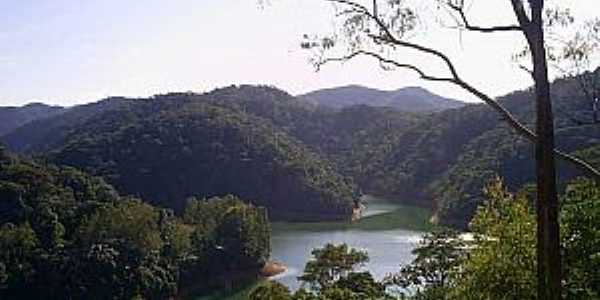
[{"left": 301, "top": 1, "right": 600, "bottom": 298}]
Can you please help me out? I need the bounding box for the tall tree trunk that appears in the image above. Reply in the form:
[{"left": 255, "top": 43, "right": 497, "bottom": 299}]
[{"left": 527, "top": 1, "right": 562, "bottom": 298}]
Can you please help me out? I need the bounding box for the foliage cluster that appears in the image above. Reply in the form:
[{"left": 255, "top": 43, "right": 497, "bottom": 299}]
[
  {"left": 0, "top": 148, "right": 270, "bottom": 299},
  {"left": 62, "top": 89, "right": 355, "bottom": 220},
  {"left": 250, "top": 243, "right": 389, "bottom": 300},
  {"left": 2, "top": 73, "right": 600, "bottom": 228},
  {"left": 252, "top": 177, "right": 600, "bottom": 299}
]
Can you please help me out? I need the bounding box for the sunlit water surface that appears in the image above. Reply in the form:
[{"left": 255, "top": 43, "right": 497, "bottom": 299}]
[{"left": 269, "top": 196, "right": 425, "bottom": 290}]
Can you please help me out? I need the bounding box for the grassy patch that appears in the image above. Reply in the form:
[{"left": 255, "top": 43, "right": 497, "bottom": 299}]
[
  {"left": 272, "top": 204, "right": 433, "bottom": 233},
  {"left": 353, "top": 205, "right": 434, "bottom": 231}
]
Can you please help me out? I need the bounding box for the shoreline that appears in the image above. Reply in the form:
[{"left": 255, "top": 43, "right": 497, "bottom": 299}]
[{"left": 260, "top": 261, "right": 288, "bottom": 277}]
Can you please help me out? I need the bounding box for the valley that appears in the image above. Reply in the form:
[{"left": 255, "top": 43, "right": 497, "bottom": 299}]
[
  {"left": 1, "top": 74, "right": 599, "bottom": 299},
  {"left": 196, "top": 195, "right": 430, "bottom": 300},
  {"left": 2, "top": 2, "right": 599, "bottom": 298},
  {"left": 2, "top": 77, "right": 598, "bottom": 228}
]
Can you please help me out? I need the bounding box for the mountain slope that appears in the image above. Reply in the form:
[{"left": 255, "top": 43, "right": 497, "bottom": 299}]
[
  {"left": 3, "top": 76, "right": 598, "bottom": 229},
  {"left": 1, "top": 97, "right": 147, "bottom": 153},
  {"left": 373, "top": 74, "right": 600, "bottom": 227},
  {"left": 300, "top": 85, "right": 466, "bottom": 112},
  {"left": 3, "top": 88, "right": 357, "bottom": 220},
  {"left": 0, "top": 103, "right": 64, "bottom": 136},
  {"left": 296, "top": 74, "right": 600, "bottom": 227},
  {"left": 0, "top": 146, "right": 271, "bottom": 299}
]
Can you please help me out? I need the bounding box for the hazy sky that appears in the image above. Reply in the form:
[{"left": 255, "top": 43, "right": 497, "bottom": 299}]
[{"left": 0, "top": 0, "right": 597, "bottom": 106}]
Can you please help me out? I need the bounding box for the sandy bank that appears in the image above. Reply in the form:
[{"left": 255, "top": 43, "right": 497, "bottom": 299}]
[{"left": 260, "top": 261, "right": 288, "bottom": 277}]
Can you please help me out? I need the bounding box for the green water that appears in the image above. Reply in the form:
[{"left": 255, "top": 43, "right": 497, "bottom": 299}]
[
  {"left": 195, "top": 195, "right": 430, "bottom": 299},
  {"left": 270, "top": 195, "right": 430, "bottom": 290}
]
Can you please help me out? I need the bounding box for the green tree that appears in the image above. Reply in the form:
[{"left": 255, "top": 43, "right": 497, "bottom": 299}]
[
  {"left": 388, "top": 229, "right": 464, "bottom": 298},
  {"left": 183, "top": 195, "right": 270, "bottom": 271},
  {"left": 78, "top": 199, "right": 163, "bottom": 254},
  {"left": 0, "top": 181, "right": 28, "bottom": 224},
  {"left": 161, "top": 220, "right": 194, "bottom": 260},
  {"left": 318, "top": 287, "right": 362, "bottom": 300},
  {"left": 252, "top": 244, "right": 389, "bottom": 300},
  {"left": 215, "top": 203, "right": 271, "bottom": 269},
  {"left": 0, "top": 150, "right": 274, "bottom": 298},
  {"left": 334, "top": 271, "right": 387, "bottom": 299},
  {"left": 30, "top": 202, "right": 65, "bottom": 249},
  {"left": 298, "top": 243, "right": 368, "bottom": 291},
  {"left": 303, "top": 1, "right": 600, "bottom": 298},
  {"left": 0, "top": 223, "right": 38, "bottom": 288},
  {"left": 249, "top": 281, "right": 293, "bottom": 300},
  {"left": 561, "top": 179, "right": 600, "bottom": 298},
  {"left": 451, "top": 178, "right": 537, "bottom": 299}
]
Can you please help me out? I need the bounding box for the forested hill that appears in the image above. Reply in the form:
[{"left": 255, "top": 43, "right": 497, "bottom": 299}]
[
  {"left": 2, "top": 75, "right": 599, "bottom": 228},
  {"left": 208, "top": 79, "right": 600, "bottom": 228},
  {"left": 1, "top": 88, "right": 357, "bottom": 221},
  {"left": 352, "top": 73, "right": 600, "bottom": 228},
  {"left": 0, "top": 103, "right": 64, "bottom": 136},
  {"left": 300, "top": 85, "right": 466, "bottom": 112},
  {"left": 0, "top": 146, "right": 271, "bottom": 298},
  {"left": 2, "top": 97, "right": 141, "bottom": 154}
]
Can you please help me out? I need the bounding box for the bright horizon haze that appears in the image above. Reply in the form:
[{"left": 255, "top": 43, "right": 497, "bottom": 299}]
[{"left": 0, "top": 0, "right": 597, "bottom": 107}]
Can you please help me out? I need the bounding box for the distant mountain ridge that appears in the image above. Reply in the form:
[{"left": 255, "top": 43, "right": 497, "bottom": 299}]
[
  {"left": 300, "top": 85, "right": 467, "bottom": 112},
  {"left": 1, "top": 87, "right": 357, "bottom": 221},
  {"left": 0, "top": 103, "right": 64, "bottom": 136},
  {"left": 3, "top": 77, "right": 599, "bottom": 228}
]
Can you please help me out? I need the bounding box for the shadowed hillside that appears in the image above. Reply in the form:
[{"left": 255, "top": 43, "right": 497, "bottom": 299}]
[
  {"left": 300, "top": 85, "right": 466, "bottom": 112},
  {"left": 0, "top": 103, "right": 64, "bottom": 136},
  {"left": 2, "top": 88, "right": 357, "bottom": 221},
  {"left": 3, "top": 75, "right": 599, "bottom": 228}
]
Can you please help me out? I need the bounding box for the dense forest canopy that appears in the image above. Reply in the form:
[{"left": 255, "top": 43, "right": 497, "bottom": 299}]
[
  {"left": 2, "top": 71, "right": 599, "bottom": 227},
  {"left": 0, "top": 147, "right": 271, "bottom": 299},
  {"left": 251, "top": 177, "right": 600, "bottom": 299},
  {"left": 0, "top": 103, "right": 64, "bottom": 136},
  {"left": 2, "top": 87, "right": 358, "bottom": 221},
  {"left": 2, "top": 1, "right": 599, "bottom": 299}
]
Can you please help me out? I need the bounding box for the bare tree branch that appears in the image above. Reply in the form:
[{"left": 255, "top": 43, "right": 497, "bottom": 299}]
[
  {"left": 313, "top": 1, "right": 597, "bottom": 298},
  {"left": 317, "top": 0, "right": 600, "bottom": 179},
  {"left": 518, "top": 64, "right": 534, "bottom": 76},
  {"left": 445, "top": 2, "right": 522, "bottom": 33},
  {"left": 372, "top": 0, "right": 377, "bottom": 18},
  {"left": 556, "top": 149, "right": 600, "bottom": 177},
  {"left": 317, "top": 50, "right": 455, "bottom": 82},
  {"left": 511, "top": 0, "right": 532, "bottom": 30},
  {"left": 335, "top": 8, "right": 363, "bottom": 18},
  {"left": 325, "top": 0, "right": 370, "bottom": 16},
  {"left": 325, "top": 0, "right": 460, "bottom": 78},
  {"left": 456, "top": 79, "right": 600, "bottom": 178},
  {"left": 530, "top": 0, "right": 544, "bottom": 26},
  {"left": 316, "top": 45, "right": 600, "bottom": 179}
]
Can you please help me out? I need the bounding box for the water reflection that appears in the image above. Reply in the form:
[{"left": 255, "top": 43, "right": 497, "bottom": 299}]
[{"left": 270, "top": 197, "right": 425, "bottom": 290}]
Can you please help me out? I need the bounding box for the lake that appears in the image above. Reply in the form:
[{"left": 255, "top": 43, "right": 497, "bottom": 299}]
[
  {"left": 270, "top": 195, "right": 428, "bottom": 290},
  {"left": 195, "top": 195, "right": 430, "bottom": 299}
]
